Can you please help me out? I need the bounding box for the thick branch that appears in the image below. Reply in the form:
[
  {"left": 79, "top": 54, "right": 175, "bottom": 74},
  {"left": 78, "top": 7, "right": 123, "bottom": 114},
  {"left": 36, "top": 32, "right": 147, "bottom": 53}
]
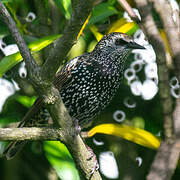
[
  {"left": 150, "top": 0, "right": 180, "bottom": 135},
  {"left": 41, "top": 0, "right": 94, "bottom": 82},
  {"left": 134, "top": 0, "right": 173, "bottom": 139},
  {"left": 0, "top": 1, "right": 101, "bottom": 179},
  {"left": 0, "top": 2, "right": 38, "bottom": 77},
  {"left": 173, "top": 98, "right": 180, "bottom": 134},
  {"left": 147, "top": 140, "right": 180, "bottom": 180},
  {"left": 150, "top": 0, "right": 180, "bottom": 81},
  {"left": 0, "top": 127, "right": 63, "bottom": 141},
  {"left": 134, "top": 1, "right": 179, "bottom": 180},
  {"left": 47, "top": 88, "right": 102, "bottom": 180}
]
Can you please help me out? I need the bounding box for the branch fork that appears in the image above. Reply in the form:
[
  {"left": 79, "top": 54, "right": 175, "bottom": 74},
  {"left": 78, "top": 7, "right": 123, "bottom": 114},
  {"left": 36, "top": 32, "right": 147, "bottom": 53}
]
[{"left": 0, "top": 1, "right": 102, "bottom": 179}]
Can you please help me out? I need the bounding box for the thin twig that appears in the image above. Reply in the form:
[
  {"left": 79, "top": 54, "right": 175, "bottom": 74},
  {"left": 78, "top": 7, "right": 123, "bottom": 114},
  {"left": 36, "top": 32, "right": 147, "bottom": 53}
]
[
  {"left": 41, "top": 0, "right": 95, "bottom": 82},
  {"left": 0, "top": 2, "right": 38, "bottom": 77},
  {"left": 117, "top": 0, "right": 140, "bottom": 22}
]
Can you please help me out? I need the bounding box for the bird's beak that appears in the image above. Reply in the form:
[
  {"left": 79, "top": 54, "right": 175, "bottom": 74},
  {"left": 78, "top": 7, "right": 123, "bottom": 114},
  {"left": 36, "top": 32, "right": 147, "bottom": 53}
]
[{"left": 127, "top": 42, "right": 146, "bottom": 50}]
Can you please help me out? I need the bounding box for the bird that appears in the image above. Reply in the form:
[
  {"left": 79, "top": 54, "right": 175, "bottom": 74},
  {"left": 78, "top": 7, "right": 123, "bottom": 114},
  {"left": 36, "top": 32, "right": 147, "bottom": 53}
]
[{"left": 3, "top": 32, "right": 145, "bottom": 160}]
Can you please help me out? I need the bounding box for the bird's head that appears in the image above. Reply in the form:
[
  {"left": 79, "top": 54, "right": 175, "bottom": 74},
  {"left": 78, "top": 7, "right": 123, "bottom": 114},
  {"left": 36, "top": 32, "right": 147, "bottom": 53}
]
[
  {"left": 92, "top": 32, "right": 145, "bottom": 66},
  {"left": 95, "top": 32, "right": 145, "bottom": 53}
]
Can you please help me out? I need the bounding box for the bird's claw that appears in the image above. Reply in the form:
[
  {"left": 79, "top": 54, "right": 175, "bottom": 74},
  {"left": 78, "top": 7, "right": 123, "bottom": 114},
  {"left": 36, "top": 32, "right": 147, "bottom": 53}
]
[
  {"left": 73, "top": 118, "right": 81, "bottom": 135},
  {"left": 89, "top": 162, "right": 99, "bottom": 176},
  {"left": 86, "top": 146, "right": 99, "bottom": 177}
]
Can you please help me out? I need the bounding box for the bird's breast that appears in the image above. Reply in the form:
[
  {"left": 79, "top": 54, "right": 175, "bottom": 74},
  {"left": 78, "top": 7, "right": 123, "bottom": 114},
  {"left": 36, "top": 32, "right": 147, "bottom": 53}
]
[{"left": 60, "top": 61, "right": 122, "bottom": 125}]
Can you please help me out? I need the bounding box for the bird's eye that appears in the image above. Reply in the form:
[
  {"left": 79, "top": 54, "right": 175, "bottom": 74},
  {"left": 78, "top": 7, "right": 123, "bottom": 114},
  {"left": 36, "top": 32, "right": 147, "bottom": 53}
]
[{"left": 115, "top": 39, "right": 128, "bottom": 46}]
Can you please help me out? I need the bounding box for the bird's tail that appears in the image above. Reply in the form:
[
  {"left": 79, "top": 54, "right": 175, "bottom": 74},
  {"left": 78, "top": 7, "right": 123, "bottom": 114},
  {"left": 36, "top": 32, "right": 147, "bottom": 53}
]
[
  {"left": 3, "top": 141, "right": 27, "bottom": 160},
  {"left": 3, "top": 97, "right": 44, "bottom": 160}
]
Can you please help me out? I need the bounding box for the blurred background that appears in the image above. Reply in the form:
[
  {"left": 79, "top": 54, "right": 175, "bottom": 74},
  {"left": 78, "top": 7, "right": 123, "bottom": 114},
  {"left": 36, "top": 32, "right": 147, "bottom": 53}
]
[{"left": 0, "top": 0, "right": 180, "bottom": 179}]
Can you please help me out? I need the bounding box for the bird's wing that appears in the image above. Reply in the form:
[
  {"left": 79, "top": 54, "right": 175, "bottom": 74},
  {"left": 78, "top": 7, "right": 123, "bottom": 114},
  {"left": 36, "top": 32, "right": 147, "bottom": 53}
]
[
  {"left": 17, "top": 54, "right": 90, "bottom": 127},
  {"left": 53, "top": 63, "right": 73, "bottom": 90},
  {"left": 53, "top": 54, "right": 90, "bottom": 90},
  {"left": 16, "top": 66, "right": 71, "bottom": 127},
  {"left": 4, "top": 54, "right": 91, "bottom": 160}
]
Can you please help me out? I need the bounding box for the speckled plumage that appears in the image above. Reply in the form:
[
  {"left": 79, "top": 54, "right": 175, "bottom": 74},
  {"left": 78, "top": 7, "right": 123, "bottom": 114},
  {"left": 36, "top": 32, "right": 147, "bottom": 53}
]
[
  {"left": 4, "top": 32, "right": 145, "bottom": 159},
  {"left": 57, "top": 32, "right": 144, "bottom": 127}
]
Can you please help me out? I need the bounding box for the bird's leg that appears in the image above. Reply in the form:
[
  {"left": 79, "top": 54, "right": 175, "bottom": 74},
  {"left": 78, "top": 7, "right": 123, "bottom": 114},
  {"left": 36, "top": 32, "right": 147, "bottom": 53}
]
[
  {"left": 72, "top": 119, "right": 99, "bottom": 175},
  {"left": 86, "top": 145, "right": 99, "bottom": 176},
  {"left": 72, "top": 118, "right": 81, "bottom": 135}
]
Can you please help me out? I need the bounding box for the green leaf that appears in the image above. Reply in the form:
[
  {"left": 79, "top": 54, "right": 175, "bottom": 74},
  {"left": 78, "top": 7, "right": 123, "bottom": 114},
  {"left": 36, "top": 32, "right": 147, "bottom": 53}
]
[
  {"left": 89, "top": 25, "right": 103, "bottom": 41},
  {"left": 0, "top": 25, "right": 9, "bottom": 38},
  {"left": 0, "top": 94, "right": 27, "bottom": 125},
  {"left": 0, "top": 34, "right": 61, "bottom": 77},
  {"left": 0, "top": 20, "right": 9, "bottom": 38},
  {"left": 108, "top": 18, "right": 138, "bottom": 35},
  {"left": 0, "top": 117, "right": 15, "bottom": 126},
  {"left": 53, "top": 0, "right": 72, "bottom": 19},
  {"left": 28, "top": 34, "right": 61, "bottom": 52},
  {"left": 15, "top": 95, "right": 36, "bottom": 108},
  {"left": 88, "top": 2, "right": 118, "bottom": 25},
  {"left": 44, "top": 141, "right": 80, "bottom": 180},
  {"left": 1, "top": 0, "right": 13, "bottom": 3},
  {"left": 132, "top": 117, "right": 145, "bottom": 129},
  {"left": 0, "top": 141, "right": 7, "bottom": 156}
]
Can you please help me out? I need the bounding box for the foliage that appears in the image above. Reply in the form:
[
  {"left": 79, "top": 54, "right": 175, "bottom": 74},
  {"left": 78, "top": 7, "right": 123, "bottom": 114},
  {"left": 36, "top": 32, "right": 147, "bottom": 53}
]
[
  {"left": 0, "top": 0, "right": 179, "bottom": 180},
  {"left": 44, "top": 141, "right": 80, "bottom": 180}
]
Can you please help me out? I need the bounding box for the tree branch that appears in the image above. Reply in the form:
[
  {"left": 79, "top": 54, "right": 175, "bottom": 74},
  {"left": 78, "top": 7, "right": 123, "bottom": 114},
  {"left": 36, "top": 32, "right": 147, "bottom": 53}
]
[
  {"left": 147, "top": 140, "right": 180, "bottom": 180},
  {"left": 117, "top": 0, "right": 140, "bottom": 22},
  {"left": 173, "top": 98, "right": 180, "bottom": 134},
  {"left": 134, "top": 0, "right": 173, "bottom": 140},
  {"left": 149, "top": 0, "right": 180, "bottom": 81},
  {"left": 0, "top": 1, "right": 102, "bottom": 179},
  {"left": 47, "top": 88, "right": 102, "bottom": 179},
  {"left": 0, "top": 2, "right": 38, "bottom": 78},
  {"left": 0, "top": 127, "right": 63, "bottom": 141},
  {"left": 149, "top": 0, "right": 180, "bottom": 136},
  {"left": 133, "top": 0, "right": 179, "bottom": 179},
  {"left": 41, "top": 0, "right": 94, "bottom": 82}
]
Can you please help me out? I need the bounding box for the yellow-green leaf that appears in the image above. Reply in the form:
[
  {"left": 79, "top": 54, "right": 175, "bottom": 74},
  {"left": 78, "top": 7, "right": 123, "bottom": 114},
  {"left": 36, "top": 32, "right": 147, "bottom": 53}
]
[
  {"left": 89, "top": 18, "right": 138, "bottom": 42},
  {"left": 53, "top": 0, "right": 72, "bottom": 19},
  {"left": 27, "top": 34, "right": 61, "bottom": 52},
  {"left": 89, "top": 25, "right": 103, "bottom": 42},
  {"left": 77, "top": 12, "right": 92, "bottom": 39},
  {"left": 108, "top": 18, "right": 138, "bottom": 35},
  {"left": 0, "top": 34, "right": 61, "bottom": 77},
  {"left": 88, "top": 2, "right": 118, "bottom": 25},
  {"left": 87, "top": 40, "right": 98, "bottom": 52},
  {"left": 159, "top": 29, "right": 172, "bottom": 56},
  {"left": 88, "top": 124, "right": 161, "bottom": 150},
  {"left": 15, "top": 95, "right": 36, "bottom": 108},
  {"left": 44, "top": 141, "right": 80, "bottom": 180},
  {"left": 68, "top": 37, "right": 86, "bottom": 60}
]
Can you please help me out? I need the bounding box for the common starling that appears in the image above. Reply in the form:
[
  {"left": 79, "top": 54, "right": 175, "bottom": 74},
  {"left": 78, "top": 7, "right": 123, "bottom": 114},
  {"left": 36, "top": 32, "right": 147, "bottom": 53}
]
[{"left": 3, "top": 32, "right": 145, "bottom": 159}]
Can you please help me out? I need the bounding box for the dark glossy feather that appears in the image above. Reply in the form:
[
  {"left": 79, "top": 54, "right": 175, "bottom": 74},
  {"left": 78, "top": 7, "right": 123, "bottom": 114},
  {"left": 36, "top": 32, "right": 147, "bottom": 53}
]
[{"left": 3, "top": 32, "right": 145, "bottom": 159}]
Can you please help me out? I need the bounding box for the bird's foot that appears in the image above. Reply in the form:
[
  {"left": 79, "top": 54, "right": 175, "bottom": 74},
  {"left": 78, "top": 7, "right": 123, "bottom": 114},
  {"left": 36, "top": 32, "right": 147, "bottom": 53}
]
[
  {"left": 73, "top": 118, "right": 81, "bottom": 135},
  {"left": 86, "top": 145, "right": 99, "bottom": 176}
]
